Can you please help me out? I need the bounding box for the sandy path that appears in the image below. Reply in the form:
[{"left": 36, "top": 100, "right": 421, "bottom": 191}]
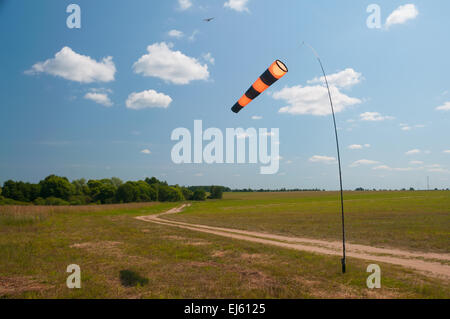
[{"left": 136, "top": 205, "right": 450, "bottom": 279}]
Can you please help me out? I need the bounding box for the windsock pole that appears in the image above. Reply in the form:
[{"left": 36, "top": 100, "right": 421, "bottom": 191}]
[
  {"left": 232, "top": 60, "right": 288, "bottom": 113},
  {"left": 303, "top": 42, "right": 347, "bottom": 274}
]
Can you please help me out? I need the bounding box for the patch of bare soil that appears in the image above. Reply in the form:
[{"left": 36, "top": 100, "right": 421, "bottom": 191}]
[{"left": 0, "top": 276, "right": 52, "bottom": 296}]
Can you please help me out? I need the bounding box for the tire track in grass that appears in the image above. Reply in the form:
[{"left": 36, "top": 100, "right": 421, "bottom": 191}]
[{"left": 136, "top": 205, "right": 450, "bottom": 279}]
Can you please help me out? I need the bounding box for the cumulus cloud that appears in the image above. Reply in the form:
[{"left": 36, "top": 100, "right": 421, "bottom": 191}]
[
  {"left": 133, "top": 42, "right": 209, "bottom": 85},
  {"left": 275, "top": 85, "right": 361, "bottom": 116},
  {"left": 444, "top": 150, "right": 450, "bottom": 154},
  {"left": 436, "top": 102, "right": 450, "bottom": 111},
  {"left": 224, "top": 0, "right": 250, "bottom": 12},
  {"left": 178, "top": 0, "right": 192, "bottom": 10},
  {"left": 274, "top": 69, "right": 362, "bottom": 116},
  {"left": 84, "top": 89, "right": 113, "bottom": 107},
  {"left": 405, "top": 149, "right": 421, "bottom": 155},
  {"left": 309, "top": 155, "right": 336, "bottom": 164},
  {"left": 360, "top": 112, "right": 395, "bottom": 121},
  {"left": 251, "top": 115, "right": 263, "bottom": 120},
  {"left": 26, "top": 46, "right": 116, "bottom": 83},
  {"left": 307, "top": 68, "right": 363, "bottom": 89},
  {"left": 168, "top": 29, "right": 184, "bottom": 38},
  {"left": 350, "top": 159, "right": 380, "bottom": 167},
  {"left": 386, "top": 4, "right": 419, "bottom": 29},
  {"left": 348, "top": 144, "right": 370, "bottom": 150},
  {"left": 410, "top": 160, "right": 424, "bottom": 165},
  {"left": 141, "top": 149, "right": 151, "bottom": 154},
  {"left": 126, "top": 90, "right": 172, "bottom": 110}
]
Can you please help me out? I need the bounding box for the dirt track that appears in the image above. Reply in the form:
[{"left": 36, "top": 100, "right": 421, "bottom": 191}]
[{"left": 136, "top": 205, "right": 450, "bottom": 279}]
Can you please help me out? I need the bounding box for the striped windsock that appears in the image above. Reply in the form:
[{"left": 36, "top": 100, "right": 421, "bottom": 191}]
[{"left": 231, "top": 60, "right": 288, "bottom": 113}]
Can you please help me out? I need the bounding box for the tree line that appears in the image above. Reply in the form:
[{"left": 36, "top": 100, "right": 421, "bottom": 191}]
[{"left": 0, "top": 175, "right": 224, "bottom": 206}]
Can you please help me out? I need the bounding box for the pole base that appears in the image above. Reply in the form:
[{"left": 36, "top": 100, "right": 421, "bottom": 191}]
[{"left": 341, "top": 258, "right": 346, "bottom": 274}]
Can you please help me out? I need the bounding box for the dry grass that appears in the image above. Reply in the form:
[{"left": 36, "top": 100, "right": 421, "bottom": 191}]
[
  {"left": 0, "top": 202, "right": 159, "bottom": 226},
  {"left": 0, "top": 202, "right": 158, "bottom": 215}
]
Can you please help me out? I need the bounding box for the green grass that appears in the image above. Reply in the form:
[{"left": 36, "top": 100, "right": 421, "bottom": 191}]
[
  {"left": 0, "top": 194, "right": 449, "bottom": 299},
  {"left": 167, "top": 191, "right": 450, "bottom": 253}
]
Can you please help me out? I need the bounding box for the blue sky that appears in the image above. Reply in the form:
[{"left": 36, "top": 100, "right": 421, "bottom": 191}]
[{"left": 0, "top": 0, "right": 449, "bottom": 190}]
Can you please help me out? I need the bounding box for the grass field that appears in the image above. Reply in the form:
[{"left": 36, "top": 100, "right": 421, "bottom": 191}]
[
  {"left": 0, "top": 191, "right": 449, "bottom": 299},
  {"left": 170, "top": 191, "right": 450, "bottom": 253}
]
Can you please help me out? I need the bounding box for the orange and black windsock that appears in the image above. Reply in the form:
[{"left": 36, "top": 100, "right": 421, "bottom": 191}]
[{"left": 231, "top": 60, "right": 288, "bottom": 113}]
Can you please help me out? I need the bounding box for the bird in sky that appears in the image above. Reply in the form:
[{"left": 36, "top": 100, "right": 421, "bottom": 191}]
[{"left": 203, "top": 17, "right": 215, "bottom": 22}]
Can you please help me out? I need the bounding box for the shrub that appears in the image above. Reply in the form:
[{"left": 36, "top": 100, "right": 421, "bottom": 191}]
[
  {"left": 158, "top": 185, "right": 184, "bottom": 202},
  {"left": 43, "top": 197, "right": 70, "bottom": 206},
  {"left": 119, "top": 270, "right": 149, "bottom": 287},
  {"left": 209, "top": 186, "right": 223, "bottom": 199},
  {"left": 192, "top": 189, "right": 206, "bottom": 201}
]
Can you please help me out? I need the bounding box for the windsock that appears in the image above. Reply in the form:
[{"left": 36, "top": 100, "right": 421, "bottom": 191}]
[{"left": 231, "top": 60, "right": 288, "bottom": 113}]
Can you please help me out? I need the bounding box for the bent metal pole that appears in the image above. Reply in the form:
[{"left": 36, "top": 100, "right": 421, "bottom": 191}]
[{"left": 303, "top": 42, "right": 347, "bottom": 274}]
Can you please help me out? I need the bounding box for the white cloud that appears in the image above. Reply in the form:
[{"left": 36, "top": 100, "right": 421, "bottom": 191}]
[
  {"left": 372, "top": 165, "right": 391, "bottom": 171},
  {"left": 386, "top": 4, "right": 419, "bottom": 29},
  {"left": 26, "top": 46, "right": 115, "bottom": 83},
  {"left": 168, "top": 29, "right": 184, "bottom": 38},
  {"left": 400, "top": 123, "right": 425, "bottom": 131},
  {"left": 350, "top": 159, "right": 380, "bottom": 167},
  {"left": 405, "top": 149, "right": 421, "bottom": 155},
  {"left": 444, "top": 150, "right": 450, "bottom": 154},
  {"left": 428, "top": 168, "right": 450, "bottom": 174},
  {"left": 141, "top": 149, "right": 151, "bottom": 154},
  {"left": 410, "top": 160, "right": 424, "bottom": 165},
  {"left": 84, "top": 90, "right": 113, "bottom": 107},
  {"left": 251, "top": 115, "right": 263, "bottom": 120},
  {"left": 178, "top": 0, "right": 192, "bottom": 10},
  {"left": 126, "top": 90, "right": 172, "bottom": 110},
  {"left": 436, "top": 102, "right": 450, "bottom": 111},
  {"left": 274, "top": 69, "right": 362, "bottom": 116},
  {"left": 307, "top": 68, "right": 363, "bottom": 89},
  {"left": 275, "top": 85, "right": 361, "bottom": 116},
  {"left": 309, "top": 155, "right": 336, "bottom": 164},
  {"left": 224, "top": 0, "right": 250, "bottom": 12},
  {"left": 133, "top": 42, "right": 209, "bottom": 85},
  {"left": 348, "top": 144, "right": 370, "bottom": 150},
  {"left": 360, "top": 112, "right": 395, "bottom": 121},
  {"left": 202, "top": 52, "right": 215, "bottom": 65},
  {"left": 188, "top": 30, "right": 199, "bottom": 42},
  {"left": 373, "top": 165, "right": 415, "bottom": 172}
]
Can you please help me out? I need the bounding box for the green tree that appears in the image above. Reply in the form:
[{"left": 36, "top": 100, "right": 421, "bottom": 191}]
[
  {"left": 87, "top": 180, "right": 117, "bottom": 204},
  {"left": 39, "top": 175, "right": 75, "bottom": 200},
  {"left": 116, "top": 182, "right": 137, "bottom": 203},
  {"left": 110, "top": 177, "right": 123, "bottom": 188},
  {"left": 209, "top": 186, "right": 223, "bottom": 199},
  {"left": 181, "top": 187, "right": 193, "bottom": 200},
  {"left": 192, "top": 189, "right": 206, "bottom": 201},
  {"left": 158, "top": 185, "right": 184, "bottom": 202}
]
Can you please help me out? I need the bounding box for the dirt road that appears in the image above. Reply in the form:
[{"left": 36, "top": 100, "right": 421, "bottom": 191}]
[{"left": 136, "top": 205, "right": 450, "bottom": 279}]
